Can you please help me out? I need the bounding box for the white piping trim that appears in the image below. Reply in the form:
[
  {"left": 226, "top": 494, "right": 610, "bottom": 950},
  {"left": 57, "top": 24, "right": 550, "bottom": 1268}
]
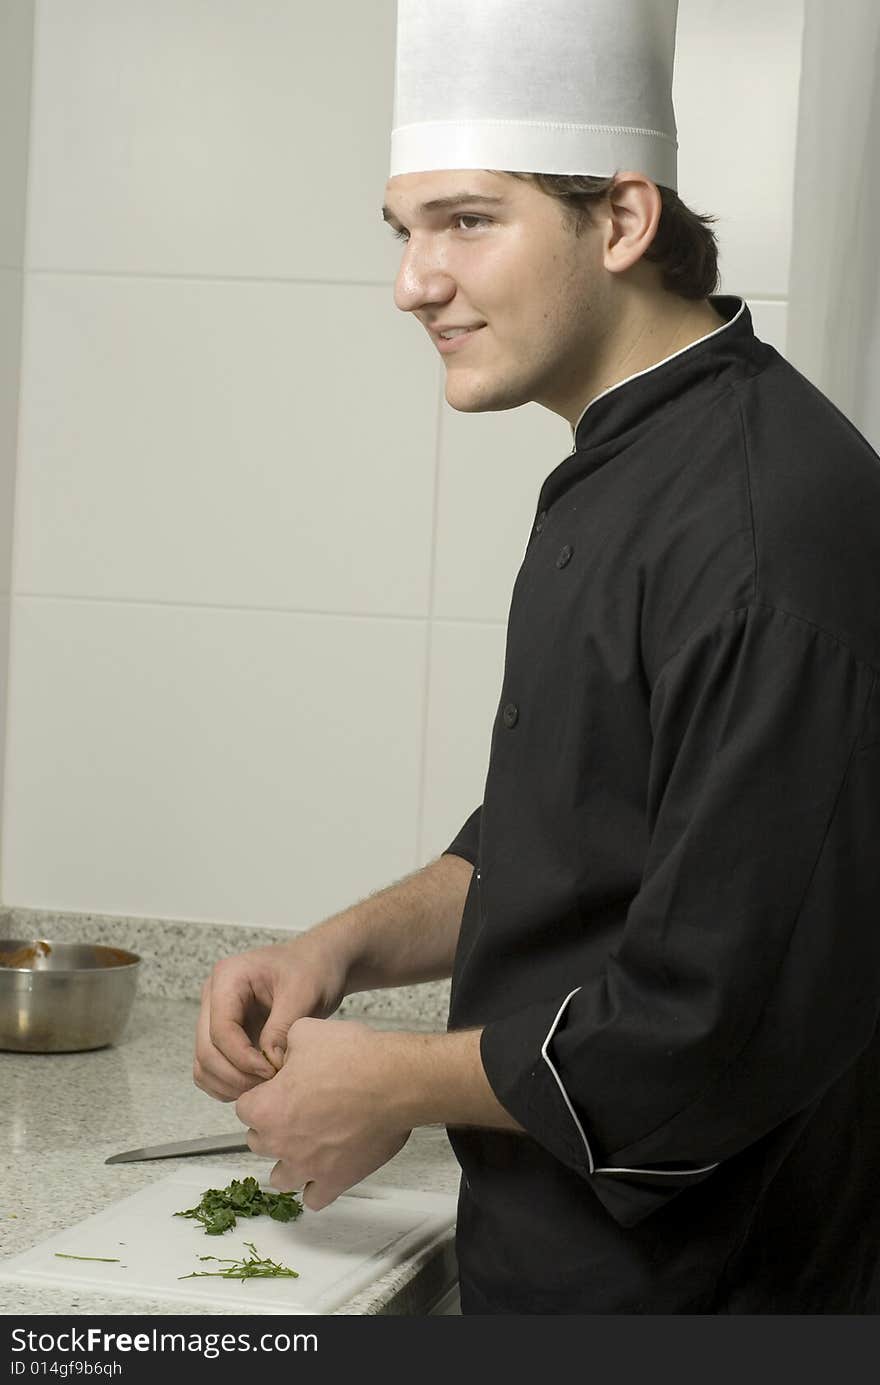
[
  {"left": 596, "top": 1161, "right": 720, "bottom": 1176},
  {"left": 541, "top": 987, "right": 596, "bottom": 1173},
  {"left": 540, "top": 988, "right": 720, "bottom": 1180},
  {"left": 568, "top": 296, "right": 748, "bottom": 454}
]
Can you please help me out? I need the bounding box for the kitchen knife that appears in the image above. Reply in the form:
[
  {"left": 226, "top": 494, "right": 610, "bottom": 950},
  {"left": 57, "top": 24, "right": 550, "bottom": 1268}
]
[
  {"left": 104, "top": 1133, "right": 384, "bottom": 1198},
  {"left": 106, "top": 1132, "right": 250, "bottom": 1163}
]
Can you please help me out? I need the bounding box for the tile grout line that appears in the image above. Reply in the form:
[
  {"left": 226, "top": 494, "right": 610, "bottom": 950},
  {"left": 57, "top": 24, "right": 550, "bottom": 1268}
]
[
  {"left": 414, "top": 364, "right": 447, "bottom": 866},
  {"left": 12, "top": 590, "right": 506, "bottom": 627},
  {"left": 1, "top": 2, "right": 39, "bottom": 904},
  {"left": 16, "top": 269, "right": 788, "bottom": 305},
  {"left": 25, "top": 267, "right": 398, "bottom": 289}
]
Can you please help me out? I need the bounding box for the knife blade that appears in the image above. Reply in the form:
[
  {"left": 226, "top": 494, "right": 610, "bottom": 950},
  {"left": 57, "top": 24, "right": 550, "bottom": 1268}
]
[
  {"left": 104, "top": 1132, "right": 384, "bottom": 1198},
  {"left": 106, "top": 1132, "right": 250, "bottom": 1163}
]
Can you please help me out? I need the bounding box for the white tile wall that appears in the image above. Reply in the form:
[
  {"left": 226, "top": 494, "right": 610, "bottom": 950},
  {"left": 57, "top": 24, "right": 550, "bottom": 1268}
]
[
  {"left": 2, "top": 597, "right": 427, "bottom": 927},
  {"left": 0, "top": 1, "right": 34, "bottom": 270},
  {"left": 0, "top": 595, "right": 9, "bottom": 846},
  {"left": 0, "top": 1, "right": 35, "bottom": 905},
  {"left": 26, "top": 0, "right": 402, "bottom": 285},
  {"left": 420, "top": 620, "right": 509, "bottom": 863},
  {"left": 434, "top": 402, "right": 573, "bottom": 625},
  {"left": 0, "top": 270, "right": 24, "bottom": 597},
  {"left": 747, "top": 301, "right": 788, "bottom": 357},
  {"left": 15, "top": 275, "right": 439, "bottom": 615},
  {"left": 676, "top": 0, "right": 805, "bottom": 302},
  {"left": 1, "top": 1, "right": 804, "bottom": 926}
]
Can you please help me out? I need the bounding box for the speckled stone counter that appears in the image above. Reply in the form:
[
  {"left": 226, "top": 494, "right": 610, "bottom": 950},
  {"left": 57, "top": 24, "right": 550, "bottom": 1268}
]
[
  {"left": 0, "top": 906, "right": 451, "bottom": 1025},
  {"left": 0, "top": 995, "right": 461, "bottom": 1316}
]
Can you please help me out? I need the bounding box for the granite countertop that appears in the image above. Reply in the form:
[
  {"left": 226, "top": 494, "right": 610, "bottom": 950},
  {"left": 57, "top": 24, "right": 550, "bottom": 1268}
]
[{"left": 0, "top": 994, "right": 461, "bottom": 1316}]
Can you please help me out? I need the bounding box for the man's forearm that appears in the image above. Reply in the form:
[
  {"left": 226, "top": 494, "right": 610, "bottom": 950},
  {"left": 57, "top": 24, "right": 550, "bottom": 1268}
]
[
  {"left": 307, "top": 852, "right": 473, "bottom": 994},
  {"left": 368, "top": 1025, "right": 525, "bottom": 1133}
]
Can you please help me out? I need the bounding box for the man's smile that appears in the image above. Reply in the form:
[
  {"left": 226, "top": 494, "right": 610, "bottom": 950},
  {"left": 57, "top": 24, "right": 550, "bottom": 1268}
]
[{"left": 432, "top": 324, "right": 487, "bottom": 353}]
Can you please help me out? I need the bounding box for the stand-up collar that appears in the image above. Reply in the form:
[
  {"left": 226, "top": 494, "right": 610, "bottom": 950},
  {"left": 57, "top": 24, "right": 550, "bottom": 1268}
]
[
  {"left": 572, "top": 294, "right": 755, "bottom": 451},
  {"left": 538, "top": 296, "right": 765, "bottom": 510}
]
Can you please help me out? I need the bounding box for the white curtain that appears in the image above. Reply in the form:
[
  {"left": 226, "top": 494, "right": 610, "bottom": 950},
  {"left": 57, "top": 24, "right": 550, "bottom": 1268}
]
[{"left": 786, "top": 0, "right": 880, "bottom": 454}]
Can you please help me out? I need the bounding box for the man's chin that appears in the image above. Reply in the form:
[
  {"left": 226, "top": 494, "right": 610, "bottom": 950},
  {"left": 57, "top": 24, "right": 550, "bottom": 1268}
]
[{"left": 443, "top": 379, "right": 521, "bottom": 415}]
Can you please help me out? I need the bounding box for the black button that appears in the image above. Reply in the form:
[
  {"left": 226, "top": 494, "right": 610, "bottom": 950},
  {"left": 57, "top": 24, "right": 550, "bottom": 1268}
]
[
  {"left": 502, "top": 702, "right": 519, "bottom": 728},
  {"left": 534, "top": 510, "right": 547, "bottom": 534},
  {"left": 556, "top": 544, "right": 573, "bottom": 568}
]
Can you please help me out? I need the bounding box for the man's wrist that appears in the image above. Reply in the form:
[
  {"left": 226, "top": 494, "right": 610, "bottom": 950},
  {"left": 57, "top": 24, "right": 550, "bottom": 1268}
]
[{"left": 377, "top": 1027, "right": 525, "bottom": 1133}]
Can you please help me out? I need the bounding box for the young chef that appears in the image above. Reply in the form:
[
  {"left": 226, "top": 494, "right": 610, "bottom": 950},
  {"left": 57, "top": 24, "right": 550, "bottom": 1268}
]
[{"left": 194, "top": 0, "right": 880, "bottom": 1312}]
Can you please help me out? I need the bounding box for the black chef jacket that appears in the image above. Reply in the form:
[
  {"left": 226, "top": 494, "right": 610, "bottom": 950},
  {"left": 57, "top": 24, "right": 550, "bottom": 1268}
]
[{"left": 443, "top": 294, "right": 880, "bottom": 1314}]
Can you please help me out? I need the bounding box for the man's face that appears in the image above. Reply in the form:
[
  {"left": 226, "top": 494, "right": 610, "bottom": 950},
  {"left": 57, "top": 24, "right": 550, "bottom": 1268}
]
[{"left": 382, "top": 169, "right": 613, "bottom": 421}]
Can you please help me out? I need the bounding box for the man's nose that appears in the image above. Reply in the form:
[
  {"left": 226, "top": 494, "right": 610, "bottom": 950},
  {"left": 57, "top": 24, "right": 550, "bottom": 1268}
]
[{"left": 393, "top": 239, "right": 456, "bottom": 314}]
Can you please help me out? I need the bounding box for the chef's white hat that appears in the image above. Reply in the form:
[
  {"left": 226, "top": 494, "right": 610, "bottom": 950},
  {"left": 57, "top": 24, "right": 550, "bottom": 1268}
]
[{"left": 389, "top": 0, "right": 679, "bottom": 191}]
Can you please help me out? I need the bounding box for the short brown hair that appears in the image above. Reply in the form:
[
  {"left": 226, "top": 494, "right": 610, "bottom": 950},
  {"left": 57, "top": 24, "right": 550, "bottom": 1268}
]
[{"left": 499, "top": 171, "right": 721, "bottom": 301}]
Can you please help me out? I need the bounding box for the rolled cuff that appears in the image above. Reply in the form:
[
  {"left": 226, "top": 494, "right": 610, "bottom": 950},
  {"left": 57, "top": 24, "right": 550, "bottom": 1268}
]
[{"left": 480, "top": 990, "right": 719, "bottom": 1227}]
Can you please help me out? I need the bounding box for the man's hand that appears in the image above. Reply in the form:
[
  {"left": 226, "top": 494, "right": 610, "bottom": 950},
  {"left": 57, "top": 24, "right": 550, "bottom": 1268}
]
[
  {"left": 194, "top": 856, "right": 472, "bottom": 1104},
  {"left": 235, "top": 1017, "right": 525, "bottom": 1211},
  {"left": 235, "top": 1018, "right": 412, "bottom": 1210},
  {"left": 193, "top": 936, "right": 349, "bottom": 1102}
]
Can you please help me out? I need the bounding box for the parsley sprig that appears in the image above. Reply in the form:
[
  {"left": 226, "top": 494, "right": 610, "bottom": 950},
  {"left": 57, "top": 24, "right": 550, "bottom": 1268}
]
[
  {"left": 54, "top": 1253, "right": 121, "bottom": 1263},
  {"left": 179, "top": 1240, "right": 298, "bottom": 1280},
  {"left": 174, "top": 1176, "right": 303, "bottom": 1236}
]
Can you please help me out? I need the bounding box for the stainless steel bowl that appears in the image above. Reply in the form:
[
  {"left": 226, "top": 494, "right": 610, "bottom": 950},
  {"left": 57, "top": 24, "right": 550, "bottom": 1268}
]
[{"left": 0, "top": 938, "right": 141, "bottom": 1053}]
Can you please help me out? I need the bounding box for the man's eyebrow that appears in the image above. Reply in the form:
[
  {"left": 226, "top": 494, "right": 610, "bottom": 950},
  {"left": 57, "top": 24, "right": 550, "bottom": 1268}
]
[{"left": 381, "top": 193, "right": 507, "bottom": 226}]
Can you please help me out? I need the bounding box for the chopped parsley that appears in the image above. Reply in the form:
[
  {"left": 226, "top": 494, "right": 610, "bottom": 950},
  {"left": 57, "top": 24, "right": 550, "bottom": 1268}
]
[
  {"left": 174, "top": 1176, "right": 303, "bottom": 1236},
  {"left": 179, "top": 1240, "right": 298, "bottom": 1281}
]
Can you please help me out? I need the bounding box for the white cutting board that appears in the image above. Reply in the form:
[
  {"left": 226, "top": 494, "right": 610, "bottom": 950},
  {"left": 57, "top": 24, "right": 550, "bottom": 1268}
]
[{"left": 0, "top": 1166, "right": 457, "bottom": 1314}]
